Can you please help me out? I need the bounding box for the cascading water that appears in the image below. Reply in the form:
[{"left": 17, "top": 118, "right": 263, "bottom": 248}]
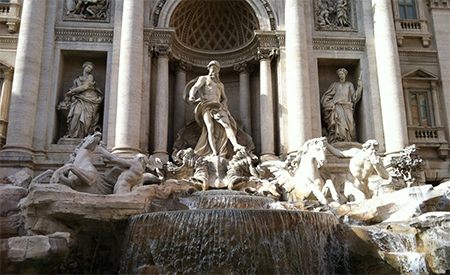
[
  {"left": 365, "top": 226, "right": 428, "bottom": 275},
  {"left": 120, "top": 190, "right": 349, "bottom": 274}
]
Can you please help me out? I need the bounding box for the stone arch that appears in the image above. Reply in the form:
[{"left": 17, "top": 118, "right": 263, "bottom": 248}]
[{"left": 152, "top": 0, "right": 276, "bottom": 31}]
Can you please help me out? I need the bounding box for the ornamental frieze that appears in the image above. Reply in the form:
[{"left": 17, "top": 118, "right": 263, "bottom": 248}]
[
  {"left": 313, "top": 37, "right": 365, "bottom": 51},
  {"left": 55, "top": 28, "right": 113, "bottom": 43}
]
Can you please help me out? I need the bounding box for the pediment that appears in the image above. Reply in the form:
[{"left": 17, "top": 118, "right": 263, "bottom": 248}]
[
  {"left": 402, "top": 69, "right": 439, "bottom": 81},
  {"left": 0, "top": 60, "right": 13, "bottom": 70}
]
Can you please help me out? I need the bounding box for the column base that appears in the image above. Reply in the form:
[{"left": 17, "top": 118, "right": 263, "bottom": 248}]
[
  {"left": 112, "top": 147, "right": 142, "bottom": 159},
  {"left": 0, "top": 148, "right": 35, "bottom": 176}
]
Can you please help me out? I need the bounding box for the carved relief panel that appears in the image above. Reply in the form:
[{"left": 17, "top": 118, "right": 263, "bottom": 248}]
[
  {"left": 314, "top": 0, "right": 357, "bottom": 32},
  {"left": 63, "top": 0, "right": 111, "bottom": 22}
]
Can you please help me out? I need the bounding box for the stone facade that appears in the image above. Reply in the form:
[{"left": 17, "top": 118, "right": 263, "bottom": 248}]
[{"left": 0, "top": 0, "right": 448, "bottom": 183}]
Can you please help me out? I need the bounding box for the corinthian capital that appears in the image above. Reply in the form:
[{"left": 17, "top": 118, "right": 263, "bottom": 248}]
[
  {"left": 256, "top": 47, "right": 278, "bottom": 61},
  {"left": 153, "top": 45, "right": 172, "bottom": 57},
  {"left": 233, "top": 62, "right": 255, "bottom": 74}
]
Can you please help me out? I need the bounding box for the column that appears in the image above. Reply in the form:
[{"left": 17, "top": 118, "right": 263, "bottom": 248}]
[
  {"left": 172, "top": 60, "right": 191, "bottom": 138},
  {"left": 234, "top": 62, "right": 253, "bottom": 135},
  {"left": 372, "top": 0, "right": 408, "bottom": 153},
  {"left": 0, "top": 70, "right": 12, "bottom": 147},
  {"left": 153, "top": 45, "right": 171, "bottom": 163},
  {"left": 285, "top": 0, "right": 312, "bottom": 152},
  {"left": 114, "top": 0, "right": 144, "bottom": 156},
  {"left": 257, "top": 48, "right": 276, "bottom": 161},
  {"left": 0, "top": 0, "right": 46, "bottom": 167},
  {"left": 429, "top": 2, "right": 450, "bottom": 139}
]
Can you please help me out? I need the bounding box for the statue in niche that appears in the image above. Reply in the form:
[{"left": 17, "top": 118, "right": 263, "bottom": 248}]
[
  {"left": 66, "top": 0, "right": 109, "bottom": 19},
  {"left": 185, "top": 60, "right": 244, "bottom": 159},
  {"left": 326, "top": 140, "right": 390, "bottom": 203},
  {"left": 58, "top": 61, "right": 103, "bottom": 139},
  {"left": 321, "top": 68, "right": 362, "bottom": 143}
]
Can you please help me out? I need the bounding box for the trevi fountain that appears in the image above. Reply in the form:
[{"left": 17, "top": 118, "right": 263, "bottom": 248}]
[{"left": 0, "top": 0, "right": 449, "bottom": 274}]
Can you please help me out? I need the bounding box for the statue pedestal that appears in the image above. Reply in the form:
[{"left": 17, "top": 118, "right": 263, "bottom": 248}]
[{"left": 57, "top": 137, "right": 82, "bottom": 146}]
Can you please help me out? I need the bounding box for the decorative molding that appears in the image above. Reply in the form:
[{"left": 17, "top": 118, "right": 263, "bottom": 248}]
[
  {"left": 152, "top": 0, "right": 168, "bottom": 27},
  {"left": 55, "top": 28, "right": 113, "bottom": 43},
  {"left": 63, "top": 0, "right": 111, "bottom": 23},
  {"left": 0, "top": 35, "right": 18, "bottom": 45},
  {"left": 429, "top": 0, "right": 450, "bottom": 9},
  {"left": 312, "top": 37, "right": 365, "bottom": 51},
  {"left": 314, "top": 0, "right": 358, "bottom": 32},
  {"left": 398, "top": 49, "right": 439, "bottom": 64}
]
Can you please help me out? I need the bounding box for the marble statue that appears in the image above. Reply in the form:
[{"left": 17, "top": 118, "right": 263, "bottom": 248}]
[
  {"left": 264, "top": 137, "right": 338, "bottom": 204},
  {"left": 49, "top": 132, "right": 113, "bottom": 194},
  {"left": 185, "top": 60, "right": 244, "bottom": 158},
  {"left": 46, "top": 132, "right": 163, "bottom": 195},
  {"left": 326, "top": 139, "right": 390, "bottom": 202},
  {"left": 58, "top": 61, "right": 103, "bottom": 138},
  {"left": 321, "top": 68, "right": 362, "bottom": 143},
  {"left": 98, "top": 146, "right": 163, "bottom": 194}
]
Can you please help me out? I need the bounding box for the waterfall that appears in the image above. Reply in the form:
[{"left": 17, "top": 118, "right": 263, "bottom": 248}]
[
  {"left": 365, "top": 226, "right": 428, "bottom": 275},
  {"left": 120, "top": 191, "right": 349, "bottom": 274}
]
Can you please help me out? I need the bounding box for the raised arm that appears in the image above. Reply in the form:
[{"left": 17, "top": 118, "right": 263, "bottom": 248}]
[
  {"left": 98, "top": 146, "right": 131, "bottom": 168},
  {"left": 326, "top": 143, "right": 356, "bottom": 158}
]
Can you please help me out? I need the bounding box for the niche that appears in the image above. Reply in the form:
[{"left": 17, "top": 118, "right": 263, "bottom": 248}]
[
  {"left": 54, "top": 50, "right": 107, "bottom": 143},
  {"left": 317, "top": 58, "right": 362, "bottom": 143}
]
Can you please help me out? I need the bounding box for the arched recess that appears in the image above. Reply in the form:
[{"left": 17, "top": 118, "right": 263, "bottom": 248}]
[{"left": 152, "top": 0, "right": 276, "bottom": 31}]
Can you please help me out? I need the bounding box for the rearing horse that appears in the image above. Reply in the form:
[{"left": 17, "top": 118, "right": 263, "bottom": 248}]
[
  {"left": 288, "top": 137, "right": 330, "bottom": 204},
  {"left": 266, "top": 137, "right": 337, "bottom": 204},
  {"left": 49, "top": 132, "right": 113, "bottom": 194}
]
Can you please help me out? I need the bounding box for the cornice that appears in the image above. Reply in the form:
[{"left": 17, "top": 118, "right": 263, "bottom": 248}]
[{"left": 55, "top": 28, "right": 113, "bottom": 43}]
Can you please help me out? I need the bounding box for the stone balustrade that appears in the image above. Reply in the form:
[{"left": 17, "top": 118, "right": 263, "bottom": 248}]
[{"left": 0, "top": 0, "right": 21, "bottom": 33}]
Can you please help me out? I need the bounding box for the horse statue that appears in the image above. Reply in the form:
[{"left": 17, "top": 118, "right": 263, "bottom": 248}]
[
  {"left": 49, "top": 132, "right": 114, "bottom": 194},
  {"left": 263, "top": 137, "right": 338, "bottom": 204}
]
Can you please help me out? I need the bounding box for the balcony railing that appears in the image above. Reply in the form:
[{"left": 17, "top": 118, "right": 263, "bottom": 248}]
[
  {"left": 395, "top": 19, "right": 431, "bottom": 47},
  {"left": 0, "top": 1, "right": 21, "bottom": 33},
  {"left": 408, "top": 126, "right": 447, "bottom": 144}
]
